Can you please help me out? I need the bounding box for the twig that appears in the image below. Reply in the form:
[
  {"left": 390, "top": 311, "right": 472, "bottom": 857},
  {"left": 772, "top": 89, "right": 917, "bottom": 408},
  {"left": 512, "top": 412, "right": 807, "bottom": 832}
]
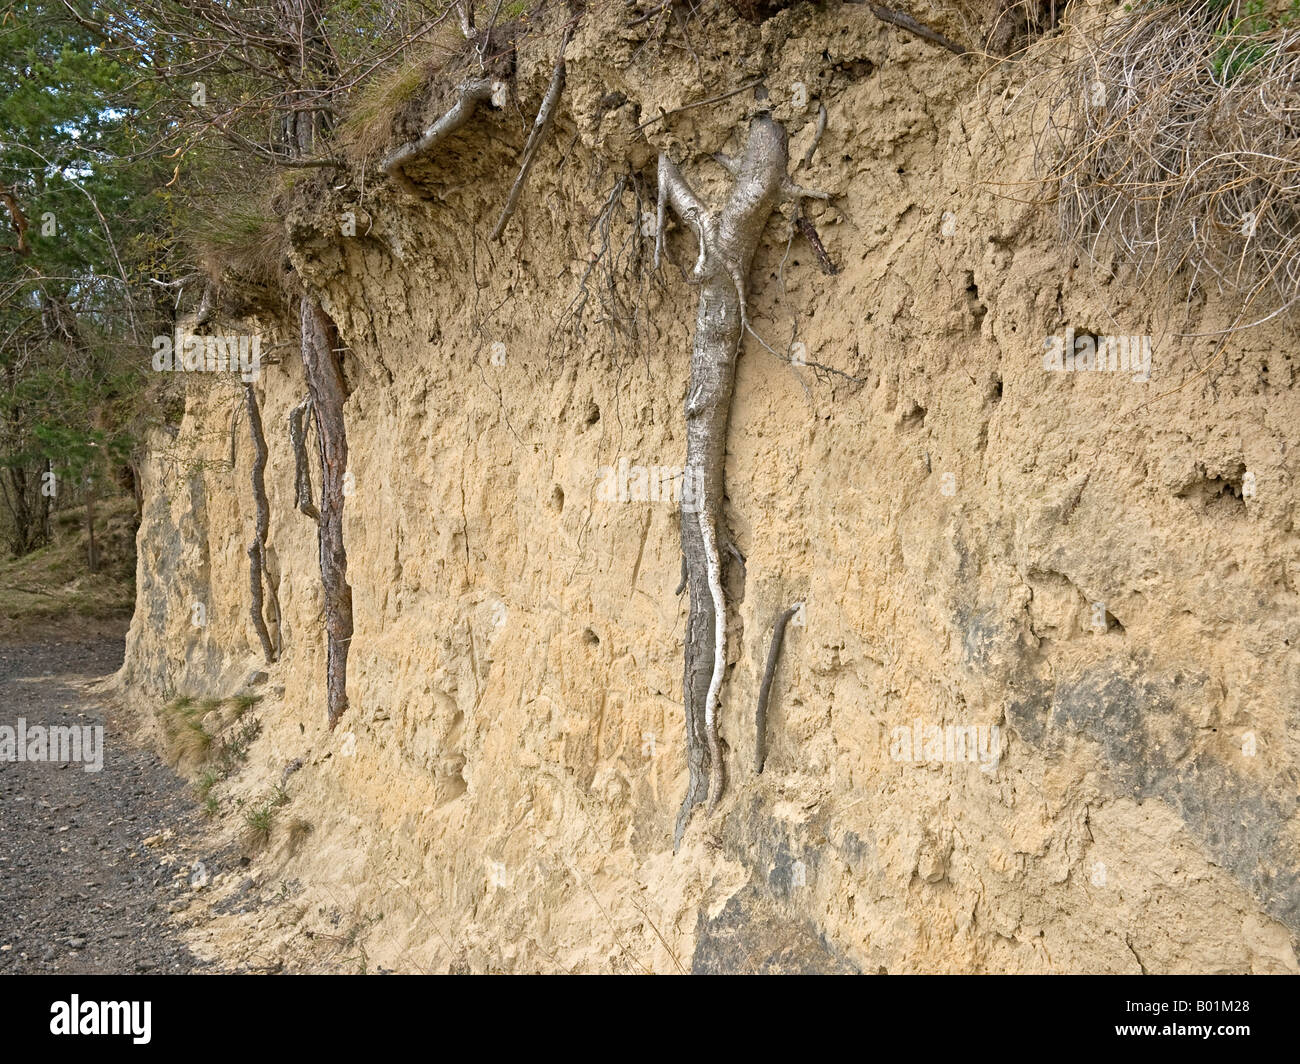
[
  {"left": 851, "top": 2, "right": 968, "bottom": 55},
  {"left": 635, "top": 79, "right": 763, "bottom": 133}
]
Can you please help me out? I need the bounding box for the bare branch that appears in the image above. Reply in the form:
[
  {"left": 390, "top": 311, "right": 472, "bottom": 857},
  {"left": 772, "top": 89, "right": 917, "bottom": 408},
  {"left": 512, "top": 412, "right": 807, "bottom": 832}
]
[
  {"left": 491, "top": 24, "right": 574, "bottom": 242},
  {"left": 635, "top": 79, "right": 764, "bottom": 133},
  {"left": 856, "top": 3, "right": 968, "bottom": 55}
]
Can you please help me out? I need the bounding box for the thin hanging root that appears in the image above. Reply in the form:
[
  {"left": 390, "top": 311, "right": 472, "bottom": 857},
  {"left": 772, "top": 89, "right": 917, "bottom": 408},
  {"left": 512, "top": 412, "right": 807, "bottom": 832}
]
[
  {"left": 491, "top": 24, "right": 574, "bottom": 241},
  {"left": 381, "top": 78, "right": 502, "bottom": 196},
  {"left": 289, "top": 395, "right": 320, "bottom": 521},
  {"left": 243, "top": 383, "right": 277, "bottom": 663},
  {"left": 228, "top": 398, "right": 243, "bottom": 469},
  {"left": 756, "top": 604, "right": 800, "bottom": 774}
]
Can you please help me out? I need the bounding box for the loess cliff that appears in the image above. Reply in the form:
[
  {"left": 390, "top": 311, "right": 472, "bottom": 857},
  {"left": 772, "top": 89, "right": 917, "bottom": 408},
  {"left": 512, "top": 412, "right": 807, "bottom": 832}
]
[{"left": 116, "top": 2, "right": 1300, "bottom": 973}]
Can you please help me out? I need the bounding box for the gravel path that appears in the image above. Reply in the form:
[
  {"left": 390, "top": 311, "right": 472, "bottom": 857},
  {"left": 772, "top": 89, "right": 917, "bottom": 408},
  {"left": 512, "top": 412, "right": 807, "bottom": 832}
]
[{"left": 0, "top": 639, "right": 209, "bottom": 974}]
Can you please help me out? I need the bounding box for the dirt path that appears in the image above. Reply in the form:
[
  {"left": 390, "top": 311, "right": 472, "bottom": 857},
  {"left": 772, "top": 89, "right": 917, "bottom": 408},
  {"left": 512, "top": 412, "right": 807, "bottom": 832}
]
[{"left": 0, "top": 638, "right": 210, "bottom": 974}]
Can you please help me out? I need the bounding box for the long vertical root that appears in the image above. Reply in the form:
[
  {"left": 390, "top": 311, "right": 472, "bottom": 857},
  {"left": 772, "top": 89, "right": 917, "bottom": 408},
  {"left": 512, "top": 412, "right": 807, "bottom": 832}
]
[{"left": 243, "top": 383, "right": 277, "bottom": 663}]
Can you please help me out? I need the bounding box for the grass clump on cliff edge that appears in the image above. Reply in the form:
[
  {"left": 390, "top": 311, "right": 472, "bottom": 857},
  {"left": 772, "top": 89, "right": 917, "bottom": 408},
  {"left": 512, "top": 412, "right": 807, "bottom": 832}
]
[
  {"left": 1034, "top": 0, "right": 1300, "bottom": 332},
  {"left": 178, "top": 170, "right": 293, "bottom": 319}
]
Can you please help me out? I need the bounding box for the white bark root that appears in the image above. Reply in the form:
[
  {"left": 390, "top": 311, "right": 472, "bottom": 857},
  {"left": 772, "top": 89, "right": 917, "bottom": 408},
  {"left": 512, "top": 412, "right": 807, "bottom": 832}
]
[
  {"left": 662, "top": 113, "right": 803, "bottom": 844},
  {"left": 381, "top": 78, "right": 500, "bottom": 196}
]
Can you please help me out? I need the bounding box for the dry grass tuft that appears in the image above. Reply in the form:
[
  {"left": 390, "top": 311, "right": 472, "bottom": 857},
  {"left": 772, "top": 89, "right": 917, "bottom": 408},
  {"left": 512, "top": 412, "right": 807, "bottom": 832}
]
[
  {"left": 182, "top": 180, "right": 292, "bottom": 315},
  {"left": 161, "top": 695, "right": 214, "bottom": 768},
  {"left": 1033, "top": 0, "right": 1300, "bottom": 331},
  {"left": 286, "top": 817, "right": 314, "bottom": 855}
]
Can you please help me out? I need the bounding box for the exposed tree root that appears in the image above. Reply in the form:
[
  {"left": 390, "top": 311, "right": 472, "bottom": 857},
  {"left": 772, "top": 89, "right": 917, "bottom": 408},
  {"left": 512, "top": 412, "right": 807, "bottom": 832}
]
[
  {"left": 550, "top": 171, "right": 658, "bottom": 362},
  {"left": 798, "top": 103, "right": 827, "bottom": 172},
  {"left": 243, "top": 383, "right": 278, "bottom": 663},
  {"left": 299, "top": 296, "right": 353, "bottom": 728},
  {"left": 756, "top": 604, "right": 799, "bottom": 774},
  {"left": 381, "top": 78, "right": 503, "bottom": 197},
  {"left": 659, "top": 112, "right": 820, "bottom": 845},
  {"left": 288, "top": 395, "right": 320, "bottom": 521},
  {"left": 491, "top": 24, "right": 573, "bottom": 242},
  {"left": 796, "top": 212, "right": 838, "bottom": 275}
]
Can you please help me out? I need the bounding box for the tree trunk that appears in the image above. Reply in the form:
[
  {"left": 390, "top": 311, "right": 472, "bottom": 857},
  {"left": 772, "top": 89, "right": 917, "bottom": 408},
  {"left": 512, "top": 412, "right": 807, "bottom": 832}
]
[{"left": 84, "top": 479, "right": 98, "bottom": 573}]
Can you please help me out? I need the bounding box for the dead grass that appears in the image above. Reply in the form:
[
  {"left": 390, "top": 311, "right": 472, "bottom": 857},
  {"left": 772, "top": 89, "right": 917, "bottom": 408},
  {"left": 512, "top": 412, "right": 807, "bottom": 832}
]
[
  {"left": 161, "top": 692, "right": 263, "bottom": 778},
  {"left": 286, "top": 817, "right": 314, "bottom": 855},
  {"left": 181, "top": 178, "right": 292, "bottom": 315},
  {"left": 1029, "top": 0, "right": 1300, "bottom": 332},
  {"left": 161, "top": 696, "right": 215, "bottom": 768},
  {"left": 336, "top": 17, "right": 479, "bottom": 167}
]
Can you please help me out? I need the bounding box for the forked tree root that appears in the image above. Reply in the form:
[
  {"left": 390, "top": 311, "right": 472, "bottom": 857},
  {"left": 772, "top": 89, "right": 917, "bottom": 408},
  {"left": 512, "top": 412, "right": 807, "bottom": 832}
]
[{"left": 659, "top": 112, "right": 826, "bottom": 846}]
